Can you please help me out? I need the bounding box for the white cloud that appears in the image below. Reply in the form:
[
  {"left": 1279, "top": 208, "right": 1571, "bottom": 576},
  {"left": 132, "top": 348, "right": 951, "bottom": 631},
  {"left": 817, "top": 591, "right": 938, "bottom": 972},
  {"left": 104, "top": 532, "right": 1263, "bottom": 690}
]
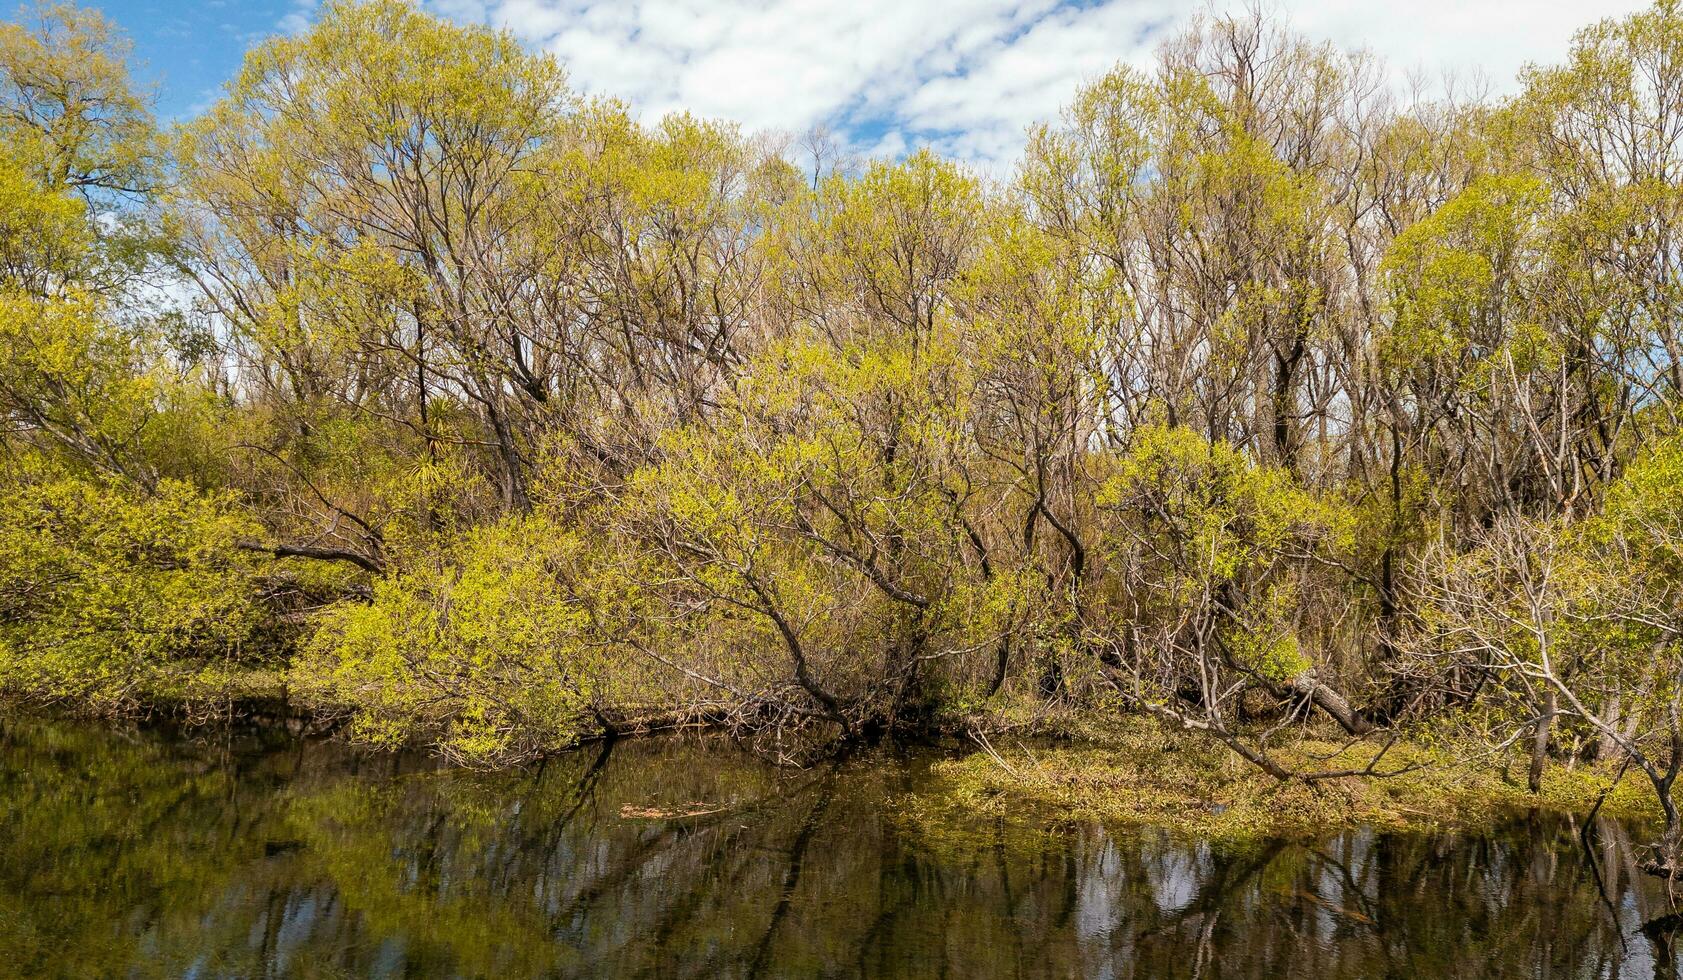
[
  {"left": 277, "top": 0, "right": 321, "bottom": 35},
  {"left": 1277, "top": 1, "right": 1648, "bottom": 89},
  {"left": 406, "top": 0, "right": 1654, "bottom": 172}
]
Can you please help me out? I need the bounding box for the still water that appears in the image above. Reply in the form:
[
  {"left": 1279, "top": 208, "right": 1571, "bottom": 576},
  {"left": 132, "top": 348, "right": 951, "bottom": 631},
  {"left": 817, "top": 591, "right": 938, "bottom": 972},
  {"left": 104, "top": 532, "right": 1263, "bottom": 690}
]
[{"left": 1, "top": 717, "right": 1679, "bottom": 979}]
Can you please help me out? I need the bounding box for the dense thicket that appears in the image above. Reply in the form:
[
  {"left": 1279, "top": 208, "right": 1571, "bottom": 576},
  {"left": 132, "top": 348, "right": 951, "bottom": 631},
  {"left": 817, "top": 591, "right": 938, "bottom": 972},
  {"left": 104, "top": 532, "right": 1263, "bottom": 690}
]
[{"left": 6, "top": 0, "right": 1683, "bottom": 861}]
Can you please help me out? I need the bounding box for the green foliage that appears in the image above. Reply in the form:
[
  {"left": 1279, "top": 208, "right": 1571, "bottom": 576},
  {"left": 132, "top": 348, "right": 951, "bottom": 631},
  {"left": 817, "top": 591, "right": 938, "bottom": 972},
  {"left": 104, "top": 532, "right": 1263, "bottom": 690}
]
[
  {"left": 0, "top": 154, "right": 88, "bottom": 291},
  {"left": 1381, "top": 174, "right": 1549, "bottom": 373},
  {"left": 295, "top": 515, "right": 610, "bottom": 765},
  {"left": 1220, "top": 584, "right": 1313, "bottom": 684},
  {"left": 0, "top": 289, "right": 229, "bottom": 485},
  {"left": 1601, "top": 434, "right": 1683, "bottom": 577},
  {"left": 1098, "top": 425, "right": 1327, "bottom": 593},
  {"left": 0, "top": 2, "right": 157, "bottom": 194},
  {"left": 0, "top": 459, "right": 269, "bottom": 709}
]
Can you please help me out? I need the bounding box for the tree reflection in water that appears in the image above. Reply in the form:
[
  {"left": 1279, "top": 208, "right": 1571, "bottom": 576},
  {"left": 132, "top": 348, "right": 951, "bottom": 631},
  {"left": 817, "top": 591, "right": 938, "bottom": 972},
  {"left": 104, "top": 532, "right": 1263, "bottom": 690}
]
[{"left": 0, "top": 718, "right": 1676, "bottom": 978}]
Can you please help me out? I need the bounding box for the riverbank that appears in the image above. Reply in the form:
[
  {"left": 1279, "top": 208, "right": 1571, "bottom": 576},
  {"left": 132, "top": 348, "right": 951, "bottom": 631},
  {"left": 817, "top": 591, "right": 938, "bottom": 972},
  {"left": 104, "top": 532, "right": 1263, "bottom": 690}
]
[
  {"left": 17, "top": 679, "right": 1660, "bottom": 846},
  {"left": 936, "top": 718, "right": 1661, "bottom": 843},
  {"left": 1, "top": 668, "right": 323, "bottom": 729}
]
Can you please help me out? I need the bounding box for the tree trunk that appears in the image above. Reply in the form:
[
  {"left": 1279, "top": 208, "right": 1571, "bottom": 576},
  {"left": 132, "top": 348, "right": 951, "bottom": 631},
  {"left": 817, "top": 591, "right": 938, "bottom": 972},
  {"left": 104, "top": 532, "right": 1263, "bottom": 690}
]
[
  {"left": 1529, "top": 690, "right": 1557, "bottom": 794},
  {"left": 1287, "top": 669, "right": 1373, "bottom": 736},
  {"left": 1597, "top": 693, "right": 1623, "bottom": 763}
]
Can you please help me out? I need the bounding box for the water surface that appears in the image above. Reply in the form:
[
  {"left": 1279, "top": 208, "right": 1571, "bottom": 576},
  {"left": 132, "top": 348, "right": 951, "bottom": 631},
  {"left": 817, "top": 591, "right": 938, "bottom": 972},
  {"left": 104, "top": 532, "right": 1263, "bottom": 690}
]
[{"left": 1, "top": 717, "right": 1678, "bottom": 978}]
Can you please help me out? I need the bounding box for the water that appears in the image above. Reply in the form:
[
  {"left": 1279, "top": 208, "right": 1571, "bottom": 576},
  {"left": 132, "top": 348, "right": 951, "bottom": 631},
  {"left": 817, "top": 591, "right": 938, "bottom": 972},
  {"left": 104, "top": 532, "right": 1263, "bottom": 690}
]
[{"left": 1, "top": 717, "right": 1679, "bottom": 979}]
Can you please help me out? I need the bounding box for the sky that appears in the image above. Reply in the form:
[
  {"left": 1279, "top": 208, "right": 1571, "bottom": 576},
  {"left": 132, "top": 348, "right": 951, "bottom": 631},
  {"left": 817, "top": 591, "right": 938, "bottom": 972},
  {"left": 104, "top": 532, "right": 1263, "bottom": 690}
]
[{"left": 75, "top": 0, "right": 1651, "bottom": 171}]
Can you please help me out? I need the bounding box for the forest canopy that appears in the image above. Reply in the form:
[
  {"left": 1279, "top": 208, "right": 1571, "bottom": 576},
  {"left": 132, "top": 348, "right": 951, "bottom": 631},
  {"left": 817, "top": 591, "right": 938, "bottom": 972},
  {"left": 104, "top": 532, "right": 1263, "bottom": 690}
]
[{"left": 7, "top": 0, "right": 1683, "bottom": 865}]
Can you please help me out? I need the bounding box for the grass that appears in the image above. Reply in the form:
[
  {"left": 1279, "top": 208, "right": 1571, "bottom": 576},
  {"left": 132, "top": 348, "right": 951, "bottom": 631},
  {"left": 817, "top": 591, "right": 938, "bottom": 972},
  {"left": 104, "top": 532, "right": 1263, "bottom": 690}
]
[{"left": 934, "top": 716, "right": 1662, "bottom": 844}]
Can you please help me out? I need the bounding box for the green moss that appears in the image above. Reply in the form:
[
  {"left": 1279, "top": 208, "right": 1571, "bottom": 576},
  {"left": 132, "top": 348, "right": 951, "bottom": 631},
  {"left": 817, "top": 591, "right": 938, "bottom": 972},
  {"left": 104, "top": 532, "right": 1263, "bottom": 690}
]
[{"left": 934, "top": 718, "right": 1661, "bottom": 844}]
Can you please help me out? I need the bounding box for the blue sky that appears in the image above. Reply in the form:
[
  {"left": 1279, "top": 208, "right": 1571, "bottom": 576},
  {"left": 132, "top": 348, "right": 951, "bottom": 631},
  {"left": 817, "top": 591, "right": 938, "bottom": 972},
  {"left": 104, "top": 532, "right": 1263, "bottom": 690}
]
[
  {"left": 75, "top": 0, "right": 1653, "bottom": 171},
  {"left": 80, "top": 0, "right": 295, "bottom": 116}
]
